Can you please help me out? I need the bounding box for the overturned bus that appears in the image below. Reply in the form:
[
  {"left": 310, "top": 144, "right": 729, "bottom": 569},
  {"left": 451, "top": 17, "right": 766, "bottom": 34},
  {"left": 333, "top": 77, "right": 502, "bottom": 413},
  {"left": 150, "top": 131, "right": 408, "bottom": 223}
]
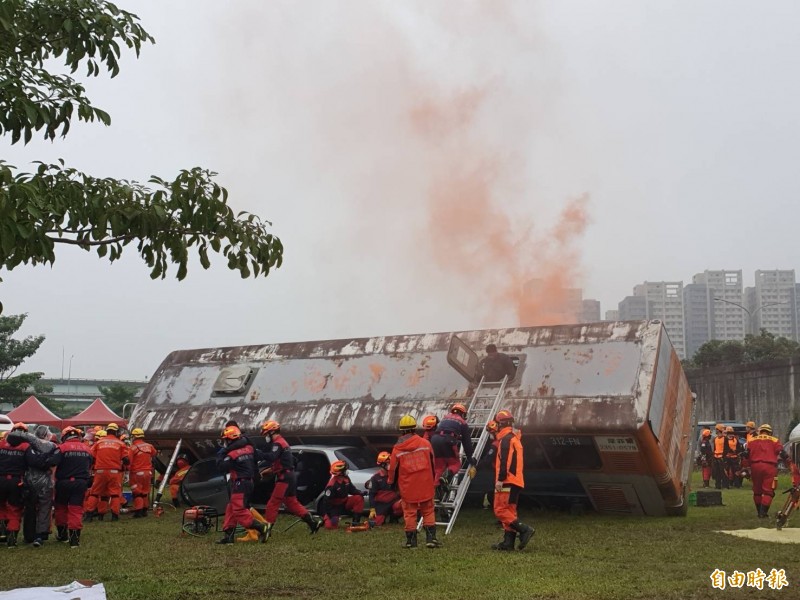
[{"left": 130, "top": 320, "right": 695, "bottom": 516}]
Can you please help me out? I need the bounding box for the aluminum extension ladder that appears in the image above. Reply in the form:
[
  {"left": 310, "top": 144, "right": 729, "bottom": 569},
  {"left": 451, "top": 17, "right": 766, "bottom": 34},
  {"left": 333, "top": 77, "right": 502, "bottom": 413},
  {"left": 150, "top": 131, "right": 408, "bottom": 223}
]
[{"left": 421, "top": 375, "right": 509, "bottom": 535}]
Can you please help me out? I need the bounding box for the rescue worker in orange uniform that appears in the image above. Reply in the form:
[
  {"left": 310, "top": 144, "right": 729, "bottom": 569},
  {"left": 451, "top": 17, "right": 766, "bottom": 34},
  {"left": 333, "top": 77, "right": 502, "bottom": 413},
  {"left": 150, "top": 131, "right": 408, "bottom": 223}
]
[
  {"left": 696, "top": 429, "right": 714, "bottom": 488},
  {"left": 52, "top": 426, "right": 93, "bottom": 547},
  {"left": 84, "top": 423, "right": 129, "bottom": 522},
  {"left": 0, "top": 431, "right": 6, "bottom": 543},
  {"left": 169, "top": 455, "right": 191, "bottom": 508},
  {"left": 257, "top": 420, "right": 322, "bottom": 539},
  {"left": 744, "top": 424, "right": 790, "bottom": 519},
  {"left": 128, "top": 428, "right": 157, "bottom": 518},
  {"left": 321, "top": 460, "right": 366, "bottom": 529},
  {"left": 745, "top": 421, "right": 757, "bottom": 444},
  {"left": 0, "top": 423, "right": 30, "bottom": 547},
  {"left": 388, "top": 415, "right": 440, "bottom": 549},
  {"left": 421, "top": 415, "right": 439, "bottom": 442},
  {"left": 366, "top": 451, "right": 402, "bottom": 526},
  {"left": 492, "top": 410, "right": 534, "bottom": 551},
  {"left": 712, "top": 424, "right": 727, "bottom": 489},
  {"left": 216, "top": 425, "right": 269, "bottom": 544}
]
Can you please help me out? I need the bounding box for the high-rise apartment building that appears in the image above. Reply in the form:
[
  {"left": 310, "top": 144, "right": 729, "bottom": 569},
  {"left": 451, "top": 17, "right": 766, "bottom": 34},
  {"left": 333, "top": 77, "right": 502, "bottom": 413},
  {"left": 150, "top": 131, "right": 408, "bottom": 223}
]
[
  {"left": 683, "top": 283, "right": 710, "bottom": 359},
  {"left": 746, "top": 270, "right": 798, "bottom": 340},
  {"left": 632, "top": 282, "right": 686, "bottom": 358},
  {"left": 618, "top": 296, "right": 647, "bottom": 321},
  {"left": 692, "top": 270, "right": 746, "bottom": 341},
  {"left": 581, "top": 299, "right": 601, "bottom": 323},
  {"left": 605, "top": 309, "right": 619, "bottom": 321}
]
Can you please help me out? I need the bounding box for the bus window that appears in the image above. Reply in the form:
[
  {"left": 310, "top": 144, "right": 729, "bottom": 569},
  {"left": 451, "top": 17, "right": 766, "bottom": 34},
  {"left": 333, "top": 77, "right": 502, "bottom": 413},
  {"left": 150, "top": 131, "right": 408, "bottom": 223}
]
[{"left": 537, "top": 435, "right": 602, "bottom": 470}]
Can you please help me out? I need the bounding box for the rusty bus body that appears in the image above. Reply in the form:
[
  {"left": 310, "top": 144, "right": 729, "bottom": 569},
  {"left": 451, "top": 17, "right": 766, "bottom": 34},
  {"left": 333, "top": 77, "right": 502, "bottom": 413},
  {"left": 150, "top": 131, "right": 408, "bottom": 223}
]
[{"left": 131, "top": 320, "right": 695, "bottom": 516}]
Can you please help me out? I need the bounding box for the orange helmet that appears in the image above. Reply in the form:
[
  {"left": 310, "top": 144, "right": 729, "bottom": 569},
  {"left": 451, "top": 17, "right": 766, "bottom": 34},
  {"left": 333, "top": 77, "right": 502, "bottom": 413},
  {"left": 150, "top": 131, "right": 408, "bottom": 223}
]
[
  {"left": 725, "top": 426, "right": 734, "bottom": 434},
  {"left": 61, "top": 426, "right": 81, "bottom": 440},
  {"left": 376, "top": 451, "right": 391, "bottom": 466},
  {"left": 422, "top": 415, "right": 439, "bottom": 430},
  {"left": 450, "top": 403, "right": 467, "bottom": 417},
  {"left": 701, "top": 429, "right": 711, "bottom": 438},
  {"left": 486, "top": 420, "right": 499, "bottom": 435},
  {"left": 260, "top": 420, "right": 281, "bottom": 436},
  {"left": 221, "top": 426, "right": 241, "bottom": 441},
  {"left": 746, "top": 421, "right": 756, "bottom": 429},
  {"left": 495, "top": 410, "right": 514, "bottom": 424},
  {"left": 12, "top": 422, "right": 28, "bottom": 432},
  {"left": 715, "top": 424, "right": 724, "bottom": 432},
  {"left": 330, "top": 460, "right": 348, "bottom": 475}
]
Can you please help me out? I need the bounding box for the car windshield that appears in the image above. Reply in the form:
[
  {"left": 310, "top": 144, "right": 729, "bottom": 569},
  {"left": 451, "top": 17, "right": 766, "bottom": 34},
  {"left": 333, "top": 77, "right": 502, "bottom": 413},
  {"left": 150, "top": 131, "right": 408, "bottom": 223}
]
[{"left": 335, "top": 447, "right": 375, "bottom": 470}]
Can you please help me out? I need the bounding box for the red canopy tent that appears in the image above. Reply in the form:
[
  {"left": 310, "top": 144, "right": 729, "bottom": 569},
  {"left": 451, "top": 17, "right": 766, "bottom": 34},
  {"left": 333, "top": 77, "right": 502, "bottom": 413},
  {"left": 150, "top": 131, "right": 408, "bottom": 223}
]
[
  {"left": 63, "top": 398, "right": 127, "bottom": 427},
  {"left": 6, "top": 395, "right": 63, "bottom": 427}
]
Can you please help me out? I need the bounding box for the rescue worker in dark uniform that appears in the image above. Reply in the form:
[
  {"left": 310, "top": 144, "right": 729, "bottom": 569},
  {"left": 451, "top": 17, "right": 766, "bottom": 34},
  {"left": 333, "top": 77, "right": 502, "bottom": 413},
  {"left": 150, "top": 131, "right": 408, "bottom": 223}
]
[
  {"left": 480, "top": 420, "right": 500, "bottom": 509},
  {"left": 23, "top": 425, "right": 58, "bottom": 546},
  {"left": 431, "top": 403, "right": 477, "bottom": 487},
  {"left": 492, "top": 410, "right": 534, "bottom": 551},
  {"left": 321, "top": 460, "right": 366, "bottom": 529},
  {"left": 366, "top": 451, "right": 402, "bottom": 526},
  {"left": 712, "top": 424, "right": 726, "bottom": 489},
  {"left": 216, "top": 425, "right": 268, "bottom": 544},
  {"left": 52, "top": 426, "right": 93, "bottom": 547},
  {"left": 744, "top": 424, "right": 790, "bottom": 519},
  {"left": 696, "top": 429, "right": 714, "bottom": 488},
  {"left": 722, "top": 426, "right": 744, "bottom": 489},
  {"left": 477, "top": 344, "right": 517, "bottom": 382},
  {"left": 257, "top": 420, "right": 321, "bottom": 539},
  {"left": 0, "top": 423, "right": 29, "bottom": 547}
]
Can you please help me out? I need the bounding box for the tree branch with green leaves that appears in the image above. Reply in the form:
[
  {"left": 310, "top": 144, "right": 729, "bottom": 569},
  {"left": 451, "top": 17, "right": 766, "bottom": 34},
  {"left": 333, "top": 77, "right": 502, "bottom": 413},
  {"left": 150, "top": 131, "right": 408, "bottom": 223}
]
[{"left": 0, "top": 1, "right": 284, "bottom": 314}]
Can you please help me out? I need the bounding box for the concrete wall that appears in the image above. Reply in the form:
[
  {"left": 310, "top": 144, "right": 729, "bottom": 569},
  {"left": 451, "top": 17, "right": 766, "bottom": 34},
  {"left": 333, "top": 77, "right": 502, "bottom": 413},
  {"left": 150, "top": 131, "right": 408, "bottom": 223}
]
[{"left": 685, "top": 357, "right": 800, "bottom": 440}]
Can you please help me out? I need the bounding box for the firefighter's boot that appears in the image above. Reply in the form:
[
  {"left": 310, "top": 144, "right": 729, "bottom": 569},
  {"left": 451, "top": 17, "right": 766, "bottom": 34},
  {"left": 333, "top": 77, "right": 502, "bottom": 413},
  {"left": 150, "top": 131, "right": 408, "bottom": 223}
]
[
  {"left": 56, "top": 525, "right": 68, "bottom": 542},
  {"left": 83, "top": 511, "right": 97, "bottom": 523},
  {"left": 6, "top": 531, "right": 18, "bottom": 548},
  {"left": 236, "top": 528, "right": 260, "bottom": 543},
  {"left": 511, "top": 520, "right": 535, "bottom": 550},
  {"left": 68, "top": 529, "right": 81, "bottom": 548},
  {"left": 252, "top": 521, "right": 269, "bottom": 544},
  {"left": 404, "top": 530, "right": 417, "bottom": 548},
  {"left": 492, "top": 530, "right": 516, "bottom": 551},
  {"left": 425, "top": 526, "right": 442, "bottom": 548},
  {"left": 303, "top": 513, "right": 322, "bottom": 534},
  {"left": 216, "top": 528, "right": 236, "bottom": 545}
]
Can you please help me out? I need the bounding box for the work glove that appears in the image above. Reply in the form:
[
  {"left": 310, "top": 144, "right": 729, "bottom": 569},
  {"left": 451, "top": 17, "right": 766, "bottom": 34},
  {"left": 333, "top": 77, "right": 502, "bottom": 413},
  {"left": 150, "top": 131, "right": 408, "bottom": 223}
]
[
  {"left": 368, "top": 508, "right": 376, "bottom": 520},
  {"left": 468, "top": 466, "right": 477, "bottom": 479}
]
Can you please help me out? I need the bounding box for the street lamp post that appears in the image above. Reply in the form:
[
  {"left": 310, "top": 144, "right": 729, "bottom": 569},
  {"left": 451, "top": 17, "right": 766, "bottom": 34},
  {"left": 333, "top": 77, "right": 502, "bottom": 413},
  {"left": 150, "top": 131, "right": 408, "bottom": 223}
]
[
  {"left": 713, "top": 298, "right": 790, "bottom": 336},
  {"left": 67, "top": 355, "right": 75, "bottom": 394}
]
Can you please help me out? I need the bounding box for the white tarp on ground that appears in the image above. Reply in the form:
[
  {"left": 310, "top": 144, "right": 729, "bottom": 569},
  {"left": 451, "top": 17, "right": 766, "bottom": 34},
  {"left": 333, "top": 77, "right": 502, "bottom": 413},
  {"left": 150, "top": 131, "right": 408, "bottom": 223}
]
[
  {"left": 717, "top": 527, "right": 800, "bottom": 544},
  {"left": 0, "top": 581, "right": 106, "bottom": 599}
]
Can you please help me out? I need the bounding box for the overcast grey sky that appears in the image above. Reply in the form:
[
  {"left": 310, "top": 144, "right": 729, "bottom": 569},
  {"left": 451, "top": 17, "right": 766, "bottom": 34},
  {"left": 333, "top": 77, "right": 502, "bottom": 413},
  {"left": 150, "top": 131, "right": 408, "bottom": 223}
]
[{"left": 3, "top": 1, "right": 799, "bottom": 380}]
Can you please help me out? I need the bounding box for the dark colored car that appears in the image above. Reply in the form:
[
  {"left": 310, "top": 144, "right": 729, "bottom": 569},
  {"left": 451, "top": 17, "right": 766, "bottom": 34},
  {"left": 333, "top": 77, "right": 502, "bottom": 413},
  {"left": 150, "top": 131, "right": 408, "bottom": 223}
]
[{"left": 180, "top": 445, "right": 378, "bottom": 514}]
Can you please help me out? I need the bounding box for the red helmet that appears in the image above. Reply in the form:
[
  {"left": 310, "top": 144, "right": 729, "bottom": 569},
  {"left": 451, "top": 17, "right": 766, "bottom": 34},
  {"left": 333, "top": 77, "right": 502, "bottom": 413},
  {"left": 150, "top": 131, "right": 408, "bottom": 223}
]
[
  {"left": 376, "top": 451, "right": 391, "bottom": 466},
  {"left": 422, "top": 415, "right": 439, "bottom": 430},
  {"left": 450, "top": 403, "right": 467, "bottom": 417},
  {"left": 260, "top": 420, "right": 281, "bottom": 436},
  {"left": 486, "top": 420, "right": 499, "bottom": 434},
  {"left": 330, "top": 460, "right": 348, "bottom": 475},
  {"left": 495, "top": 410, "right": 514, "bottom": 425},
  {"left": 221, "top": 426, "right": 241, "bottom": 441},
  {"left": 12, "top": 422, "right": 28, "bottom": 432},
  {"left": 701, "top": 429, "right": 711, "bottom": 438}
]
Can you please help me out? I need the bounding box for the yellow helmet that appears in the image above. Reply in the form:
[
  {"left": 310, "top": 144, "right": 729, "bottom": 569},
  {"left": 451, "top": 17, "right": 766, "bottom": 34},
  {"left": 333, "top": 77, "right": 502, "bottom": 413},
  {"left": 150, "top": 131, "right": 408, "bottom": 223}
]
[
  {"left": 746, "top": 421, "right": 756, "bottom": 429},
  {"left": 131, "top": 428, "right": 145, "bottom": 438},
  {"left": 96, "top": 430, "right": 108, "bottom": 438},
  {"left": 398, "top": 415, "right": 417, "bottom": 430},
  {"left": 106, "top": 423, "right": 119, "bottom": 432},
  {"left": 758, "top": 424, "right": 773, "bottom": 435}
]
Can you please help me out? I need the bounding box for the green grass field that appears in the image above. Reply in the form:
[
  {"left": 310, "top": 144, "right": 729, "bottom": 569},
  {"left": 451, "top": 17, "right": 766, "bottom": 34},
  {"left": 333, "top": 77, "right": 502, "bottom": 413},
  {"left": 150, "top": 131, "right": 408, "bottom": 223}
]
[{"left": 0, "top": 473, "right": 797, "bottom": 600}]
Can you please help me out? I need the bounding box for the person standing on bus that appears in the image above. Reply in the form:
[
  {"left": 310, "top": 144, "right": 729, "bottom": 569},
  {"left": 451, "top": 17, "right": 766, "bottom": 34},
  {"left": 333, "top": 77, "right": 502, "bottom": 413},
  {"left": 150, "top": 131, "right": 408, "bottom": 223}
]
[
  {"left": 477, "top": 344, "right": 517, "bottom": 383},
  {"left": 696, "top": 429, "right": 714, "bottom": 488},
  {"left": 492, "top": 410, "right": 534, "bottom": 551},
  {"left": 745, "top": 424, "right": 790, "bottom": 519}
]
